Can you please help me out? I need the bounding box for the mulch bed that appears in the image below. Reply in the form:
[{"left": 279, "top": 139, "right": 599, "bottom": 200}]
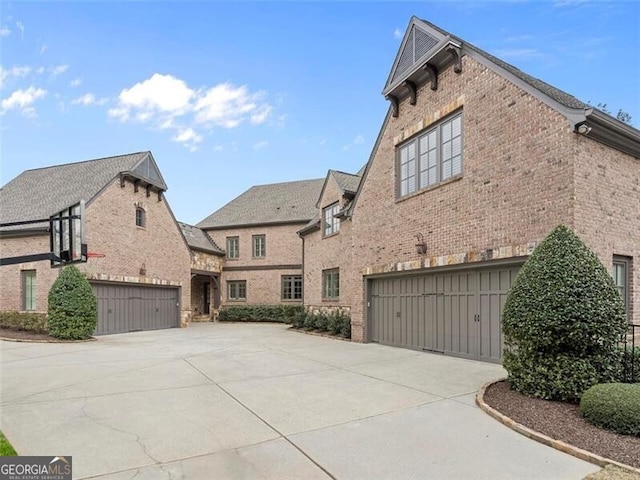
[
  {"left": 0, "top": 328, "right": 94, "bottom": 343},
  {"left": 484, "top": 380, "right": 640, "bottom": 469}
]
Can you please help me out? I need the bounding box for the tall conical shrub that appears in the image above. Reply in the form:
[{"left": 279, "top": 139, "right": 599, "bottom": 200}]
[
  {"left": 48, "top": 265, "right": 97, "bottom": 339},
  {"left": 502, "top": 225, "right": 626, "bottom": 401}
]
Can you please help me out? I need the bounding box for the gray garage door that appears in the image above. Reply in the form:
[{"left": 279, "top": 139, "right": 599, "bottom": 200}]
[
  {"left": 368, "top": 265, "right": 520, "bottom": 363},
  {"left": 92, "top": 283, "right": 180, "bottom": 335}
]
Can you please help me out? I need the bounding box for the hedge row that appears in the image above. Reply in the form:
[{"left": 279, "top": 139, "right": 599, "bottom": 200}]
[
  {"left": 0, "top": 311, "right": 48, "bottom": 333},
  {"left": 291, "top": 310, "right": 351, "bottom": 338},
  {"left": 217, "top": 304, "right": 304, "bottom": 323}
]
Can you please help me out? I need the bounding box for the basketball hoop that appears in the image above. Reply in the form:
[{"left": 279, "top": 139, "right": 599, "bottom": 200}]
[{"left": 87, "top": 252, "right": 106, "bottom": 259}]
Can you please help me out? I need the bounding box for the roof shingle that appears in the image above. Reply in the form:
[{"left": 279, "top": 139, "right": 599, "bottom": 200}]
[
  {"left": 197, "top": 178, "right": 324, "bottom": 229},
  {"left": 178, "top": 222, "right": 225, "bottom": 255}
]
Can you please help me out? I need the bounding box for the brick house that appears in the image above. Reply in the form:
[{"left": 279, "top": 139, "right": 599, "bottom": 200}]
[
  {"left": 197, "top": 179, "right": 323, "bottom": 307},
  {"left": 0, "top": 152, "right": 193, "bottom": 334},
  {"left": 300, "top": 17, "right": 639, "bottom": 363}
]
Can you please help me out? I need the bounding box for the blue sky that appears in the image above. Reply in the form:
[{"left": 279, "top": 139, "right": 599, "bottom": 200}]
[{"left": 1, "top": 1, "right": 639, "bottom": 225}]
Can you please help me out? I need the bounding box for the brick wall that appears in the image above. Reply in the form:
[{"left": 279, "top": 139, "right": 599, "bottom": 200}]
[
  {"left": 205, "top": 223, "right": 305, "bottom": 306},
  {"left": 348, "top": 55, "right": 579, "bottom": 341},
  {"left": 303, "top": 175, "right": 355, "bottom": 313},
  {"left": 573, "top": 138, "right": 640, "bottom": 324}
]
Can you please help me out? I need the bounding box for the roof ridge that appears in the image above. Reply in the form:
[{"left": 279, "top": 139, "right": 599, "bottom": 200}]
[
  {"left": 20, "top": 151, "right": 150, "bottom": 174},
  {"left": 331, "top": 169, "right": 360, "bottom": 177},
  {"left": 249, "top": 177, "right": 325, "bottom": 188}
]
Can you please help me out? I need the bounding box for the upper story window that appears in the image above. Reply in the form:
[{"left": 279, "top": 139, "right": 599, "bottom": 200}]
[
  {"left": 22, "top": 270, "right": 36, "bottom": 311},
  {"left": 322, "top": 268, "right": 340, "bottom": 300},
  {"left": 323, "top": 203, "right": 340, "bottom": 237},
  {"left": 252, "top": 234, "right": 266, "bottom": 258},
  {"left": 398, "top": 112, "right": 463, "bottom": 198},
  {"left": 135, "top": 207, "right": 146, "bottom": 228},
  {"left": 613, "top": 255, "right": 632, "bottom": 320},
  {"left": 226, "top": 236, "right": 239, "bottom": 259}
]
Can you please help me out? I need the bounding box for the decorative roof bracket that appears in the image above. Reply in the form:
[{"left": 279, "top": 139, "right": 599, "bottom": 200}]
[
  {"left": 386, "top": 94, "right": 399, "bottom": 118},
  {"left": 146, "top": 184, "right": 151, "bottom": 198},
  {"left": 157, "top": 190, "right": 163, "bottom": 202},
  {"left": 422, "top": 63, "right": 438, "bottom": 90},
  {"left": 119, "top": 173, "right": 126, "bottom": 188},
  {"left": 133, "top": 179, "right": 140, "bottom": 193},
  {"left": 446, "top": 45, "right": 462, "bottom": 73},
  {"left": 402, "top": 81, "right": 417, "bottom": 105}
]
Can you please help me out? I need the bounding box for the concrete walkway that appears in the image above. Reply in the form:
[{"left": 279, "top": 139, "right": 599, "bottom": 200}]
[{"left": 1, "top": 323, "right": 599, "bottom": 479}]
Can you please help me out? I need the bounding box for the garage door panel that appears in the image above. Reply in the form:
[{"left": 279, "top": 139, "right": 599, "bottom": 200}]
[
  {"left": 369, "top": 264, "right": 521, "bottom": 363},
  {"left": 92, "top": 283, "right": 179, "bottom": 335}
]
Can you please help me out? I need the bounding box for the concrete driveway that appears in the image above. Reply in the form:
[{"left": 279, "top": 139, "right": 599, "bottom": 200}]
[{"left": 1, "top": 323, "right": 598, "bottom": 479}]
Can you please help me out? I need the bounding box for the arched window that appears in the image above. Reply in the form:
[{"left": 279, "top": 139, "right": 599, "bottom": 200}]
[{"left": 135, "top": 207, "right": 146, "bottom": 228}]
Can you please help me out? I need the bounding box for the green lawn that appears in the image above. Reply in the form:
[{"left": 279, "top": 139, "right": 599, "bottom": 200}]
[{"left": 0, "top": 431, "right": 17, "bottom": 456}]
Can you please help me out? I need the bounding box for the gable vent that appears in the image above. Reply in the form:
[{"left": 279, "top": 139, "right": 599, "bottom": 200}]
[{"left": 392, "top": 26, "right": 439, "bottom": 84}]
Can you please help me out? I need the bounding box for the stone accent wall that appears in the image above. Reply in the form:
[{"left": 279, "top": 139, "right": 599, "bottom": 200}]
[
  {"left": 191, "top": 250, "right": 222, "bottom": 273},
  {"left": 347, "top": 55, "right": 579, "bottom": 342}
]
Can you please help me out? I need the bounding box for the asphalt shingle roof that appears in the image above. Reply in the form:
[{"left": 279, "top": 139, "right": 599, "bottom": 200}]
[
  {"left": 0, "top": 152, "right": 152, "bottom": 227},
  {"left": 331, "top": 170, "right": 361, "bottom": 195},
  {"left": 178, "top": 222, "right": 224, "bottom": 254},
  {"left": 197, "top": 178, "right": 324, "bottom": 229}
]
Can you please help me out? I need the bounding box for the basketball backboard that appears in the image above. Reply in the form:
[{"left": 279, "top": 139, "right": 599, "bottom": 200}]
[{"left": 50, "top": 200, "right": 87, "bottom": 267}]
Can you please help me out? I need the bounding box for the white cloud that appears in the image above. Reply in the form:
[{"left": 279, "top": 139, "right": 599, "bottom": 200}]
[
  {"left": 342, "top": 134, "right": 365, "bottom": 151},
  {"left": 252, "top": 140, "right": 269, "bottom": 150},
  {"left": 15, "top": 21, "right": 24, "bottom": 39},
  {"left": 0, "top": 65, "right": 33, "bottom": 89},
  {"left": 1, "top": 86, "right": 47, "bottom": 116},
  {"left": 110, "top": 73, "right": 273, "bottom": 150},
  {"left": 492, "top": 48, "right": 544, "bottom": 59},
  {"left": 393, "top": 28, "right": 403, "bottom": 39},
  {"left": 0, "top": 28, "right": 10, "bottom": 37},
  {"left": 49, "top": 64, "right": 69, "bottom": 77},
  {"left": 72, "top": 93, "right": 107, "bottom": 106},
  {"left": 40, "top": 44, "right": 48, "bottom": 55},
  {"left": 172, "top": 128, "right": 203, "bottom": 151},
  {"left": 213, "top": 144, "right": 224, "bottom": 152},
  {"left": 70, "top": 77, "right": 82, "bottom": 87}
]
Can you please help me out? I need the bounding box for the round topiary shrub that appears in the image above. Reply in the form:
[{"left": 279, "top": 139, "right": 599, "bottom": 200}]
[
  {"left": 580, "top": 383, "right": 640, "bottom": 436},
  {"left": 502, "top": 225, "right": 627, "bottom": 401},
  {"left": 48, "top": 265, "right": 97, "bottom": 339}
]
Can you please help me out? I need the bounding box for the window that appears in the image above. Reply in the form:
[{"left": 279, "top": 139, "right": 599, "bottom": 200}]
[
  {"left": 282, "top": 275, "right": 302, "bottom": 301},
  {"left": 22, "top": 270, "right": 36, "bottom": 311},
  {"left": 135, "top": 207, "right": 146, "bottom": 227},
  {"left": 323, "top": 203, "right": 340, "bottom": 237},
  {"left": 613, "top": 255, "right": 632, "bottom": 320},
  {"left": 398, "top": 112, "right": 463, "bottom": 197},
  {"left": 227, "top": 280, "right": 246, "bottom": 301},
  {"left": 252, "top": 234, "right": 266, "bottom": 258},
  {"left": 322, "top": 269, "right": 339, "bottom": 299},
  {"left": 226, "top": 236, "right": 239, "bottom": 259}
]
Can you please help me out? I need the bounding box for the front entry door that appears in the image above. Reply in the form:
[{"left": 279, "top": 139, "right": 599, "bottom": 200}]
[{"left": 203, "top": 282, "right": 210, "bottom": 315}]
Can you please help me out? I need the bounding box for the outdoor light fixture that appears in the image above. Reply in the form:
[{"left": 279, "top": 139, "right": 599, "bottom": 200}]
[
  {"left": 415, "top": 233, "right": 428, "bottom": 255},
  {"left": 140, "top": 263, "right": 147, "bottom": 276},
  {"left": 577, "top": 123, "right": 592, "bottom": 135}
]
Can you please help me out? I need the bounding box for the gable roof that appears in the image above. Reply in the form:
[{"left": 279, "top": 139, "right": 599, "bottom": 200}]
[
  {"left": 178, "top": 222, "right": 225, "bottom": 255},
  {"left": 197, "top": 178, "right": 324, "bottom": 230},
  {"left": 0, "top": 151, "right": 165, "bottom": 229},
  {"left": 384, "top": 17, "right": 640, "bottom": 158},
  {"left": 315, "top": 169, "right": 362, "bottom": 209}
]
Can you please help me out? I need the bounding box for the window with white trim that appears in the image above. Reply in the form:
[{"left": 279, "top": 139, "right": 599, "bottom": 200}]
[
  {"left": 226, "top": 236, "right": 239, "bottom": 259},
  {"left": 398, "top": 112, "right": 463, "bottom": 197},
  {"left": 323, "top": 203, "right": 340, "bottom": 237},
  {"left": 252, "top": 234, "right": 266, "bottom": 258}
]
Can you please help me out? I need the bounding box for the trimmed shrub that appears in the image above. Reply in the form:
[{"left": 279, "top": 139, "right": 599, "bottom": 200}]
[
  {"left": 303, "top": 313, "right": 317, "bottom": 330},
  {"left": 0, "top": 311, "right": 48, "bottom": 333},
  {"left": 502, "top": 225, "right": 627, "bottom": 401},
  {"left": 315, "top": 312, "right": 329, "bottom": 331},
  {"left": 291, "top": 310, "right": 307, "bottom": 329},
  {"left": 217, "top": 305, "right": 303, "bottom": 323},
  {"left": 47, "top": 266, "right": 97, "bottom": 340},
  {"left": 580, "top": 383, "right": 640, "bottom": 436},
  {"left": 339, "top": 313, "right": 352, "bottom": 338}
]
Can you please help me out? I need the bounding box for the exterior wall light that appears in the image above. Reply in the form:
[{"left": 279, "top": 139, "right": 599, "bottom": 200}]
[
  {"left": 577, "top": 123, "right": 592, "bottom": 135},
  {"left": 415, "top": 233, "right": 428, "bottom": 255}
]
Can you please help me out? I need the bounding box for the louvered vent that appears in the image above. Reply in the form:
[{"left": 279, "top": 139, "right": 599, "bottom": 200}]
[{"left": 391, "top": 26, "right": 440, "bottom": 84}]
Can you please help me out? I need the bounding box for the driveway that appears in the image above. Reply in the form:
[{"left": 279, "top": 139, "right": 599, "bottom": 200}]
[{"left": 1, "top": 323, "right": 598, "bottom": 479}]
